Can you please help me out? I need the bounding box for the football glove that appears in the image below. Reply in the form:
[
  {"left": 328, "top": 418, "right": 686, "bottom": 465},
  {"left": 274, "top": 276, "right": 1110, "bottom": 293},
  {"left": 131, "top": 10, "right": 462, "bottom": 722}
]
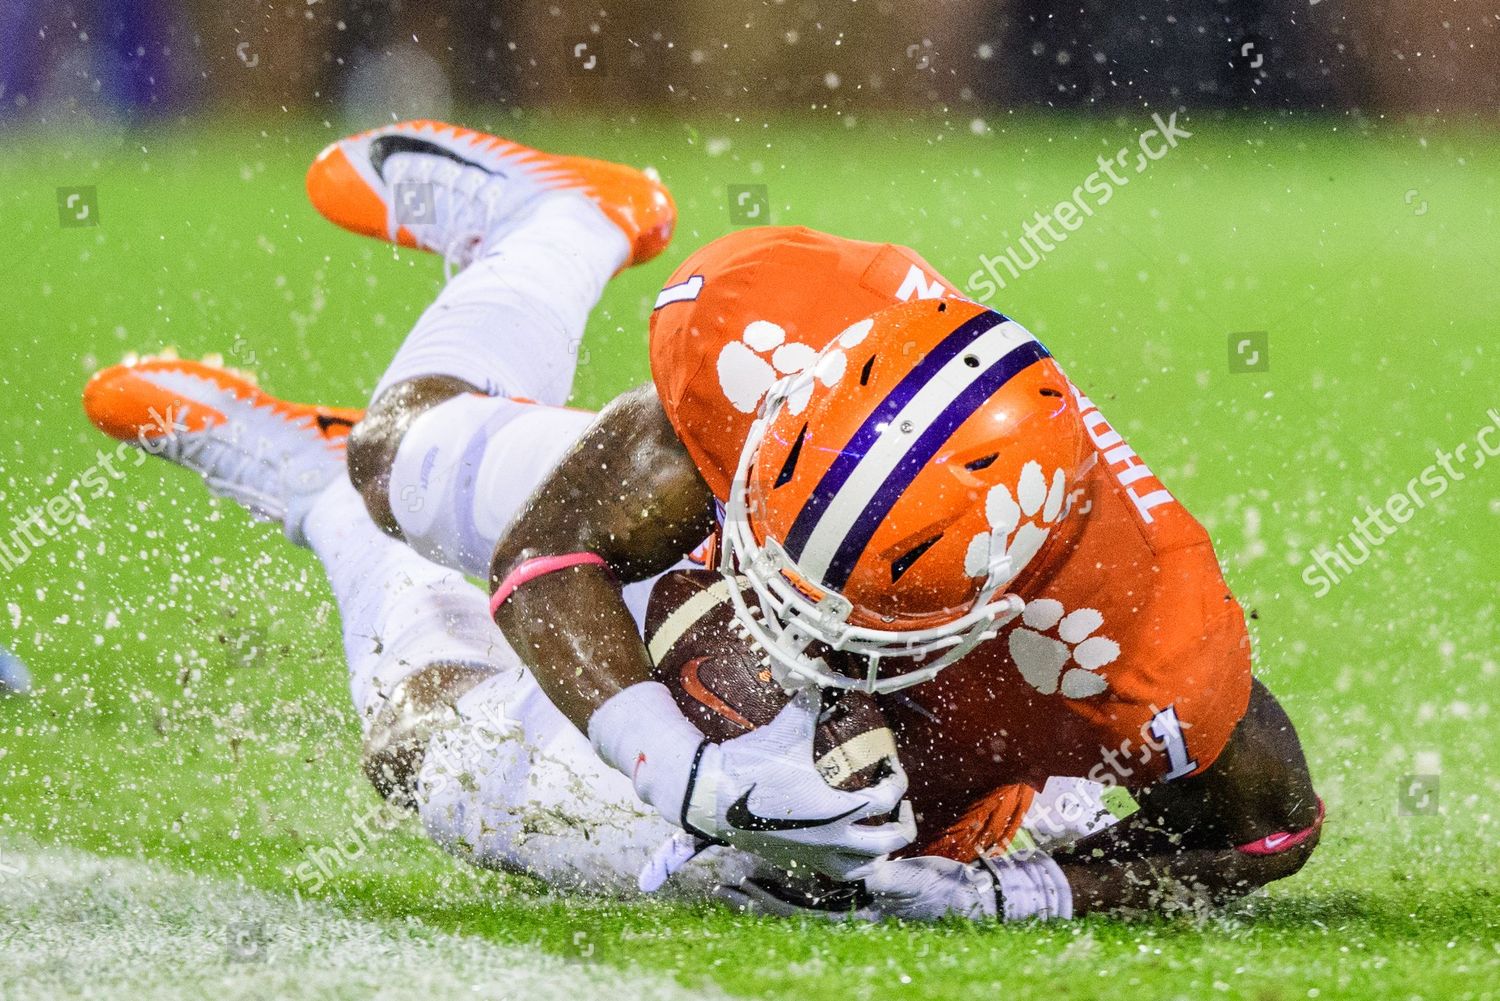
[
  {"left": 851, "top": 851, "right": 1073, "bottom": 921},
  {"left": 591, "top": 682, "right": 915, "bottom": 879},
  {"left": 716, "top": 865, "right": 880, "bottom": 920},
  {"left": 719, "top": 851, "right": 1074, "bottom": 922},
  {"left": 716, "top": 856, "right": 992, "bottom": 922}
]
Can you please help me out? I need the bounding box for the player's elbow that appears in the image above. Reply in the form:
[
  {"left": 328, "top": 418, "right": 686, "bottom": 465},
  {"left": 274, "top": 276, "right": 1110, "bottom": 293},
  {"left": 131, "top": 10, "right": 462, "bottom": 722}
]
[
  {"left": 488, "top": 512, "right": 604, "bottom": 591},
  {"left": 1266, "top": 823, "right": 1320, "bottom": 882},
  {"left": 1233, "top": 823, "right": 1321, "bottom": 898}
]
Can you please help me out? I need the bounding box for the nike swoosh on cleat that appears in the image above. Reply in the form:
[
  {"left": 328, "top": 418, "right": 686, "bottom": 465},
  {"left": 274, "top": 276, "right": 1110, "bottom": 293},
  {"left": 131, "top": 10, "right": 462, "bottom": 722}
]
[
  {"left": 725, "top": 785, "right": 860, "bottom": 833},
  {"left": 368, "top": 134, "right": 506, "bottom": 182},
  {"left": 315, "top": 413, "right": 357, "bottom": 434},
  {"left": 1261, "top": 833, "right": 1291, "bottom": 849}
]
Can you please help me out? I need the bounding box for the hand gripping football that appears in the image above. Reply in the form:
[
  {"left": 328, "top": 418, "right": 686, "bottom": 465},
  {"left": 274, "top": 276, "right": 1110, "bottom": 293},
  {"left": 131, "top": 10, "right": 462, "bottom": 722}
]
[{"left": 644, "top": 568, "right": 898, "bottom": 791}]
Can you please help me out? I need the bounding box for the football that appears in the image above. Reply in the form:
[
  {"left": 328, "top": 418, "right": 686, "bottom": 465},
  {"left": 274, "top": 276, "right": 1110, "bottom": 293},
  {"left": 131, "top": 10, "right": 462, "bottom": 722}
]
[{"left": 643, "top": 568, "right": 898, "bottom": 791}]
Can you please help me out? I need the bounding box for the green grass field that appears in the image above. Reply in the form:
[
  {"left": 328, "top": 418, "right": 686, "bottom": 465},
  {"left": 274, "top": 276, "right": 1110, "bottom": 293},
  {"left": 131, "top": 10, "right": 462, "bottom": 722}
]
[{"left": 1, "top": 112, "right": 1497, "bottom": 999}]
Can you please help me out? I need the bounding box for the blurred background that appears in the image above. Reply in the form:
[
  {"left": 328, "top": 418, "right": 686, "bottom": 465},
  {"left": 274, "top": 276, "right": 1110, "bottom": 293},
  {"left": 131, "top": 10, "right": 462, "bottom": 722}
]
[{"left": 3, "top": 0, "right": 1498, "bottom": 125}]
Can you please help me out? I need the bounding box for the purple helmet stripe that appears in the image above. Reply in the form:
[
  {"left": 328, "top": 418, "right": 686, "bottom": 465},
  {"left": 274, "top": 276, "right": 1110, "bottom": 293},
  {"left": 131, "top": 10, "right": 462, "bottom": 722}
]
[
  {"left": 819, "top": 339, "right": 1051, "bottom": 591},
  {"left": 782, "top": 309, "right": 1007, "bottom": 560}
]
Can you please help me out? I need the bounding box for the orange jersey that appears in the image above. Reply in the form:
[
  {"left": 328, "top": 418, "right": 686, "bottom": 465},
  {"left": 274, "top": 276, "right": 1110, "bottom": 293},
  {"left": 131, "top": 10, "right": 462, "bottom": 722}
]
[{"left": 648, "top": 227, "right": 1252, "bottom": 861}]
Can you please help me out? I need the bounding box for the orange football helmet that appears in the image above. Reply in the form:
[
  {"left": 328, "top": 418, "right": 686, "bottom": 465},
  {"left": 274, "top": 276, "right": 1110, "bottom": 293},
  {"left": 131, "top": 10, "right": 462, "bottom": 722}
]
[{"left": 720, "top": 298, "right": 1095, "bottom": 692}]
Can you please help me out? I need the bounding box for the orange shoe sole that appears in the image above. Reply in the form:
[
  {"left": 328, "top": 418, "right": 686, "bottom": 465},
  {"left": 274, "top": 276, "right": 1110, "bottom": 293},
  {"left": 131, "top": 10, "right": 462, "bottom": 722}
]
[{"left": 84, "top": 355, "right": 363, "bottom": 445}]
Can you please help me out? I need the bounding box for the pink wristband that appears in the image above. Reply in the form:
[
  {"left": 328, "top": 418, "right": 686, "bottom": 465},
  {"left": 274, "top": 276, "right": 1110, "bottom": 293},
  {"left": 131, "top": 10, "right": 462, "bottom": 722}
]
[{"left": 490, "top": 552, "right": 609, "bottom": 616}]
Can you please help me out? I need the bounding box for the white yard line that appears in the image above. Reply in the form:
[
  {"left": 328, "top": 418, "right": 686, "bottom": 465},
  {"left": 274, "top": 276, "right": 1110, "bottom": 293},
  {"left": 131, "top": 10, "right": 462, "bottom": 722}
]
[{"left": 0, "top": 841, "right": 708, "bottom": 1001}]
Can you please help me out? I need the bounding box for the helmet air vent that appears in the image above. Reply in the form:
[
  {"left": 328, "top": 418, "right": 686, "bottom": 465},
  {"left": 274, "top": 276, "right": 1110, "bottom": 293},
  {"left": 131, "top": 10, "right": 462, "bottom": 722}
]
[
  {"left": 774, "top": 423, "right": 809, "bottom": 488},
  {"left": 964, "top": 453, "right": 998, "bottom": 472},
  {"left": 891, "top": 533, "right": 943, "bottom": 583}
]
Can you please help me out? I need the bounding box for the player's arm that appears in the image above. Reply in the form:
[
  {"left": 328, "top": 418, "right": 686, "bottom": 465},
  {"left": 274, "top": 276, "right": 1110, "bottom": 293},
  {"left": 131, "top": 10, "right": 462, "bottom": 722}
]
[
  {"left": 490, "top": 384, "right": 914, "bottom": 878},
  {"left": 758, "top": 680, "right": 1319, "bottom": 920},
  {"left": 1049, "top": 678, "right": 1321, "bottom": 916},
  {"left": 489, "top": 382, "right": 714, "bottom": 729}
]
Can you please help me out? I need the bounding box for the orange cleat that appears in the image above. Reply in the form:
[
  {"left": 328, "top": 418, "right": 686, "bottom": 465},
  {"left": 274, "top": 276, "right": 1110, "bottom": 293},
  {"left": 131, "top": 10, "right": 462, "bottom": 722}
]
[
  {"left": 83, "top": 355, "right": 364, "bottom": 541},
  {"left": 305, "top": 119, "right": 675, "bottom": 270}
]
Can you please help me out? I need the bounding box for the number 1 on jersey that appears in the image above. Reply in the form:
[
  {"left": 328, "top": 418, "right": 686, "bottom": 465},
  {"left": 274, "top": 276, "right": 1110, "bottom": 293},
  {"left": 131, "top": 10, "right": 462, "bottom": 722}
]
[{"left": 1150, "top": 705, "right": 1198, "bottom": 781}]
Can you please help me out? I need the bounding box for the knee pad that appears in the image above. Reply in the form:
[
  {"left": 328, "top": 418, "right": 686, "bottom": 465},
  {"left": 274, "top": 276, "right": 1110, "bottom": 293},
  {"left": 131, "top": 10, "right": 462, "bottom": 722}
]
[{"left": 388, "top": 393, "right": 594, "bottom": 576}]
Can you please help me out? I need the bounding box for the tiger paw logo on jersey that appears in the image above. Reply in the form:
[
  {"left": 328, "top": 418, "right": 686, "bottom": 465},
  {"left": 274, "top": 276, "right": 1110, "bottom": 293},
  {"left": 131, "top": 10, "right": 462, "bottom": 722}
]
[
  {"left": 964, "top": 460, "right": 1068, "bottom": 587},
  {"left": 716, "top": 318, "right": 872, "bottom": 415},
  {"left": 1009, "top": 599, "right": 1119, "bottom": 698}
]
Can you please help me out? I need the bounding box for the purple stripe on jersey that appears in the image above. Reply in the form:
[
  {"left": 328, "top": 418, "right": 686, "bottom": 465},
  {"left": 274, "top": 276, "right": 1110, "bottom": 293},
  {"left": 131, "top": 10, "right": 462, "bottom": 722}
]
[
  {"left": 782, "top": 309, "right": 1008, "bottom": 560},
  {"left": 820, "top": 339, "right": 1051, "bottom": 591}
]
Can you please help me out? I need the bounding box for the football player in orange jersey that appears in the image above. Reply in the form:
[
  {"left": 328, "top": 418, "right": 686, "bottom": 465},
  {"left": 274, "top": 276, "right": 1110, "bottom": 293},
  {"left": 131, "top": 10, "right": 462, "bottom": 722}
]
[
  {"left": 492, "top": 226, "right": 1323, "bottom": 920},
  {"left": 83, "top": 120, "right": 1321, "bottom": 920}
]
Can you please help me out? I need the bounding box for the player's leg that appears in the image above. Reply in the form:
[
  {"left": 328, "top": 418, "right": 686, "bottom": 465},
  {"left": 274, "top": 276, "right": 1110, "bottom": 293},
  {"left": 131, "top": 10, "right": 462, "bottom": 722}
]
[
  {"left": 310, "top": 477, "right": 749, "bottom": 895},
  {"left": 342, "top": 194, "right": 618, "bottom": 577},
  {"left": 343, "top": 193, "right": 616, "bottom": 576},
  {"left": 305, "top": 121, "right": 675, "bottom": 577},
  {"left": 302, "top": 477, "right": 702, "bottom": 893},
  {"left": 80, "top": 363, "right": 700, "bottom": 893},
  {"left": 81, "top": 371, "right": 708, "bottom": 893}
]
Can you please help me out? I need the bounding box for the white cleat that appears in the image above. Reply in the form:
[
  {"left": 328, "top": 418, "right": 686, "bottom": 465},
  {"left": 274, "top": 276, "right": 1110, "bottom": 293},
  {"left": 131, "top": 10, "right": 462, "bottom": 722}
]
[
  {"left": 305, "top": 119, "right": 675, "bottom": 271},
  {"left": 83, "top": 357, "right": 364, "bottom": 544}
]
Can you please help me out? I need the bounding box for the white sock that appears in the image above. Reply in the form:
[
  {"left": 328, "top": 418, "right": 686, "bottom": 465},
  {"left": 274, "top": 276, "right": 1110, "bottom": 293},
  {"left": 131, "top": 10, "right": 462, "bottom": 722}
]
[
  {"left": 300, "top": 476, "right": 510, "bottom": 728},
  {"left": 386, "top": 393, "right": 595, "bottom": 577},
  {"left": 375, "top": 194, "right": 630, "bottom": 404}
]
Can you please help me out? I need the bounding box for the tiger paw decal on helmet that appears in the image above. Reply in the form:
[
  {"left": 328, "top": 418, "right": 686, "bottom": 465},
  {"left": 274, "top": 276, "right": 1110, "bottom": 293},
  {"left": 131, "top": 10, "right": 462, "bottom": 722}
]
[
  {"left": 1008, "top": 599, "right": 1119, "bottom": 698},
  {"left": 964, "top": 460, "right": 1068, "bottom": 588}
]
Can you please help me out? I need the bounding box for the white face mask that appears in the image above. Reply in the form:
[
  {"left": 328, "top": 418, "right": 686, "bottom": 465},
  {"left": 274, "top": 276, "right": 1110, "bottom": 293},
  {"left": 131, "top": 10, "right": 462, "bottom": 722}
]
[{"left": 718, "top": 373, "right": 1024, "bottom": 694}]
